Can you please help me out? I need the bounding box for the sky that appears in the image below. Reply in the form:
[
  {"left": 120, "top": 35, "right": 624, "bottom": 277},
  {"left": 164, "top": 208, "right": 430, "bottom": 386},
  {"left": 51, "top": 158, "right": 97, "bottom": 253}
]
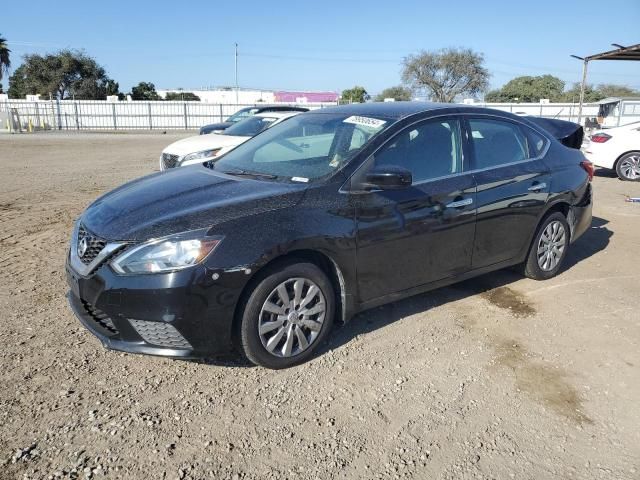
[{"left": 2, "top": 0, "right": 640, "bottom": 96}]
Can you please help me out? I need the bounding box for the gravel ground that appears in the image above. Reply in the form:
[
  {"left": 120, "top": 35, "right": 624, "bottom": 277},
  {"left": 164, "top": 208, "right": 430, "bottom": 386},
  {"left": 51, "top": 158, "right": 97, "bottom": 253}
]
[{"left": 0, "top": 132, "right": 639, "bottom": 480}]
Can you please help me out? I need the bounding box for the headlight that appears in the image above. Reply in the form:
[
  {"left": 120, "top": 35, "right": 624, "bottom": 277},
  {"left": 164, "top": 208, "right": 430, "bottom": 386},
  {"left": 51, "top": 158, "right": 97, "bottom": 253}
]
[
  {"left": 111, "top": 230, "right": 222, "bottom": 275},
  {"left": 181, "top": 148, "right": 222, "bottom": 163}
]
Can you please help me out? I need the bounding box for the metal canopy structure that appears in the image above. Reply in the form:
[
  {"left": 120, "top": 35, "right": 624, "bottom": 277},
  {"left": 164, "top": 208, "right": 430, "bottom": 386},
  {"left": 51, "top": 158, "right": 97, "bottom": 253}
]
[{"left": 570, "top": 43, "right": 640, "bottom": 123}]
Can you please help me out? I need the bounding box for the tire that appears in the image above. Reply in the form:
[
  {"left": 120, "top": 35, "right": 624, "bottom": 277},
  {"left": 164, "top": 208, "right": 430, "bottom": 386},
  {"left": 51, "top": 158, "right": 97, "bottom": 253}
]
[
  {"left": 615, "top": 152, "right": 640, "bottom": 181},
  {"left": 237, "top": 261, "right": 335, "bottom": 369},
  {"left": 523, "top": 212, "right": 570, "bottom": 280}
]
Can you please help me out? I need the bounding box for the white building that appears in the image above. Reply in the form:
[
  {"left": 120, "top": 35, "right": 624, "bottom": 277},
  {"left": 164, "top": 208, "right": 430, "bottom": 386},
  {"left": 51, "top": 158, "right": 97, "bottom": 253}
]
[{"left": 156, "top": 88, "right": 275, "bottom": 104}]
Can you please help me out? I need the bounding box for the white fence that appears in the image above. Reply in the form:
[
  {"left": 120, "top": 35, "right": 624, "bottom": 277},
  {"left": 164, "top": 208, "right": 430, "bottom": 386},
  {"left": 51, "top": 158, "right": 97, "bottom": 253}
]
[
  {"left": 466, "top": 102, "right": 599, "bottom": 124},
  {"left": 0, "top": 100, "right": 337, "bottom": 132},
  {"left": 0, "top": 100, "right": 600, "bottom": 132}
]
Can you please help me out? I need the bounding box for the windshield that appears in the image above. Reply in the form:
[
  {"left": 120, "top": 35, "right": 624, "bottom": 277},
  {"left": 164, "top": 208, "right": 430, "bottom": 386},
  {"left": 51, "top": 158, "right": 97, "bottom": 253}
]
[
  {"left": 211, "top": 113, "right": 393, "bottom": 181},
  {"left": 224, "top": 116, "right": 279, "bottom": 137},
  {"left": 226, "top": 107, "right": 259, "bottom": 123}
]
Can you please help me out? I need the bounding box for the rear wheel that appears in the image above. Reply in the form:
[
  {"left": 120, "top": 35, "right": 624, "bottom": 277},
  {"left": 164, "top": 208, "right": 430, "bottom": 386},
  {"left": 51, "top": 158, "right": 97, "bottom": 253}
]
[
  {"left": 523, "top": 212, "right": 570, "bottom": 280},
  {"left": 615, "top": 152, "right": 640, "bottom": 181},
  {"left": 237, "top": 261, "right": 335, "bottom": 369}
]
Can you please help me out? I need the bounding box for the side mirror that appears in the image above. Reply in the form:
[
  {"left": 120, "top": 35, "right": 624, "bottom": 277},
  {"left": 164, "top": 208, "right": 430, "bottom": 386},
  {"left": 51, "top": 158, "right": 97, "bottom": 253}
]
[{"left": 364, "top": 165, "right": 412, "bottom": 190}]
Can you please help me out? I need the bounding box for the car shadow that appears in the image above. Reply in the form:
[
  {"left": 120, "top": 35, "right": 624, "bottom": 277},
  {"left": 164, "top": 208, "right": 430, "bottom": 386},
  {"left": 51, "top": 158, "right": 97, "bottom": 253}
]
[
  {"left": 188, "top": 216, "right": 612, "bottom": 368},
  {"left": 594, "top": 168, "right": 618, "bottom": 179},
  {"left": 563, "top": 216, "right": 612, "bottom": 270},
  {"left": 321, "top": 215, "right": 613, "bottom": 355},
  {"left": 187, "top": 352, "right": 254, "bottom": 368}
]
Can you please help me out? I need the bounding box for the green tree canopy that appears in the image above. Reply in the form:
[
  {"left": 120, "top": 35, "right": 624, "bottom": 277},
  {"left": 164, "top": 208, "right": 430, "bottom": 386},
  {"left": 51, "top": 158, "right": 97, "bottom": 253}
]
[
  {"left": 0, "top": 34, "right": 10, "bottom": 85},
  {"left": 375, "top": 86, "right": 413, "bottom": 102},
  {"left": 165, "top": 91, "right": 201, "bottom": 101},
  {"left": 560, "top": 82, "right": 602, "bottom": 103},
  {"left": 341, "top": 86, "right": 368, "bottom": 103},
  {"left": 7, "top": 49, "right": 117, "bottom": 99},
  {"left": 486, "top": 76, "right": 640, "bottom": 103},
  {"left": 402, "top": 47, "right": 489, "bottom": 102},
  {"left": 130, "top": 82, "right": 160, "bottom": 101},
  {"left": 561, "top": 83, "right": 640, "bottom": 102},
  {"left": 104, "top": 79, "right": 120, "bottom": 96},
  {"left": 485, "top": 75, "right": 565, "bottom": 102},
  {"left": 595, "top": 83, "right": 639, "bottom": 99}
]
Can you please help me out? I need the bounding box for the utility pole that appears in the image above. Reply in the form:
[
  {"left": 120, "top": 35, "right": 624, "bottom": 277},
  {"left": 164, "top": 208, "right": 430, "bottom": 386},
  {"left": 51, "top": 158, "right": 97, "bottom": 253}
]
[
  {"left": 235, "top": 43, "right": 239, "bottom": 105},
  {"left": 570, "top": 54, "right": 588, "bottom": 125},
  {"left": 578, "top": 60, "right": 589, "bottom": 125}
]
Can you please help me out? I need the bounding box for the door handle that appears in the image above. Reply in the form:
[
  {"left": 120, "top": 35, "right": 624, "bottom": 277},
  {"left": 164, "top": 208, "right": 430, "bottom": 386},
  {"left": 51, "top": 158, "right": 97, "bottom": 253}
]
[
  {"left": 446, "top": 198, "right": 473, "bottom": 208},
  {"left": 528, "top": 182, "right": 547, "bottom": 191}
]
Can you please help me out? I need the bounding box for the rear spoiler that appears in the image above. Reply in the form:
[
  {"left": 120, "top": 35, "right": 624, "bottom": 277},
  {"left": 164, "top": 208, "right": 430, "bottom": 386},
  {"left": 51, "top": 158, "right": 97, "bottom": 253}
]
[{"left": 525, "top": 117, "right": 584, "bottom": 149}]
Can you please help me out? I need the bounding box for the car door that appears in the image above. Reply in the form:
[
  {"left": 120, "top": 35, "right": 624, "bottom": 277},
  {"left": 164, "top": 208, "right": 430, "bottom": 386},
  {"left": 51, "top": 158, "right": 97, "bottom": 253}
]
[
  {"left": 355, "top": 116, "right": 477, "bottom": 302},
  {"left": 465, "top": 116, "right": 551, "bottom": 269}
]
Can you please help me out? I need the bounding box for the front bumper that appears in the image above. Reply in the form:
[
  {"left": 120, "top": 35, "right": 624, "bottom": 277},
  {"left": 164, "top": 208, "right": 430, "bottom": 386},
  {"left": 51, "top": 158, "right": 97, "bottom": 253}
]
[{"left": 66, "top": 258, "right": 249, "bottom": 359}]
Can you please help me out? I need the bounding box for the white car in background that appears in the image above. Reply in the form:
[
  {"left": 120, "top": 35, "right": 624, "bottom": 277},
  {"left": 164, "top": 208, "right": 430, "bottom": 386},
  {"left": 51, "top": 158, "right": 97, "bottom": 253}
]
[
  {"left": 160, "top": 111, "right": 300, "bottom": 170},
  {"left": 582, "top": 121, "right": 640, "bottom": 181}
]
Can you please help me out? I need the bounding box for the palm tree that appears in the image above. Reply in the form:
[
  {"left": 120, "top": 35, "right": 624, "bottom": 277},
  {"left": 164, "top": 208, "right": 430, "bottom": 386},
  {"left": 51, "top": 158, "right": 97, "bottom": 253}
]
[{"left": 0, "top": 34, "right": 11, "bottom": 82}]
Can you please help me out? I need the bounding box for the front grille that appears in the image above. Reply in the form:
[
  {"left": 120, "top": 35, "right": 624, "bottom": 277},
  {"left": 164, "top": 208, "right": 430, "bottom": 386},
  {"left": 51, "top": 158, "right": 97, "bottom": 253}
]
[
  {"left": 129, "top": 319, "right": 192, "bottom": 349},
  {"left": 77, "top": 224, "right": 107, "bottom": 265},
  {"left": 162, "top": 153, "right": 179, "bottom": 169},
  {"left": 81, "top": 300, "right": 119, "bottom": 336}
]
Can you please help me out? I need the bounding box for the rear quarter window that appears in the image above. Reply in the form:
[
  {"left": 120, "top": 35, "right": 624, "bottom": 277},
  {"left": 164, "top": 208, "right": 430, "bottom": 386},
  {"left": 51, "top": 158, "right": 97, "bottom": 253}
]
[{"left": 523, "top": 127, "right": 549, "bottom": 157}]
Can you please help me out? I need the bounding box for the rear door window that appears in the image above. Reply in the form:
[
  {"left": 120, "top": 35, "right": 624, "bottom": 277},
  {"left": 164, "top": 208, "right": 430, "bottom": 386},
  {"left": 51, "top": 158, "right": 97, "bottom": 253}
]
[{"left": 468, "top": 118, "right": 530, "bottom": 169}]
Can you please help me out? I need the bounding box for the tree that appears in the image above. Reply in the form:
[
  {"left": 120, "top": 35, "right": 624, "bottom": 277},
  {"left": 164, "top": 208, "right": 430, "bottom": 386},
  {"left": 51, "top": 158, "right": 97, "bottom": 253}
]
[
  {"left": 375, "top": 85, "right": 413, "bottom": 102},
  {"left": 560, "top": 82, "right": 602, "bottom": 103},
  {"left": 7, "top": 49, "right": 117, "bottom": 99},
  {"left": 6, "top": 65, "right": 27, "bottom": 98},
  {"left": 0, "top": 34, "right": 10, "bottom": 85},
  {"left": 130, "top": 82, "right": 160, "bottom": 101},
  {"left": 165, "top": 91, "right": 201, "bottom": 101},
  {"left": 104, "top": 79, "right": 120, "bottom": 96},
  {"left": 485, "top": 75, "right": 565, "bottom": 102},
  {"left": 595, "top": 83, "right": 639, "bottom": 98},
  {"left": 402, "top": 47, "right": 489, "bottom": 102},
  {"left": 341, "top": 86, "right": 368, "bottom": 103}
]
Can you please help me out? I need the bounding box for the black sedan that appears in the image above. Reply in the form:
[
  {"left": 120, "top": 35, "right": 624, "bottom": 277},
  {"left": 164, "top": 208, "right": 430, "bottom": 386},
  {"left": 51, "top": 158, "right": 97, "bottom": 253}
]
[
  {"left": 66, "top": 102, "right": 593, "bottom": 369},
  {"left": 199, "top": 105, "right": 309, "bottom": 135}
]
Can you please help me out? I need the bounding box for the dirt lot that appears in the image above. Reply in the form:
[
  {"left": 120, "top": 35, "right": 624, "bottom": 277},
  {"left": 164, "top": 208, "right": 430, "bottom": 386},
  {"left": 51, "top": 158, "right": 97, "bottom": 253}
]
[{"left": 0, "top": 132, "right": 639, "bottom": 480}]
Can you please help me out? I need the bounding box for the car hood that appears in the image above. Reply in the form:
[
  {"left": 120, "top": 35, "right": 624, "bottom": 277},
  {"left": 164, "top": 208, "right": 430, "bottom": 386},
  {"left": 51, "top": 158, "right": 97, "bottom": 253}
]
[
  {"left": 162, "top": 133, "right": 250, "bottom": 157},
  {"left": 81, "top": 166, "right": 306, "bottom": 242}
]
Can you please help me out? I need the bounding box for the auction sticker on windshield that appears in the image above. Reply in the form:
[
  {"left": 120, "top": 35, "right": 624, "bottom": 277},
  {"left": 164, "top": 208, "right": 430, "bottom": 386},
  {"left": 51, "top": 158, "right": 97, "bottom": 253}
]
[{"left": 343, "top": 116, "right": 387, "bottom": 129}]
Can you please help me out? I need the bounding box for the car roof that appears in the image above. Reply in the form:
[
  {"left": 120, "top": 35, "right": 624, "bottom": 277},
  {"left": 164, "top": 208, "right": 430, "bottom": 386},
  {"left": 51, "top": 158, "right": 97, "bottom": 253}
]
[
  {"left": 240, "top": 105, "right": 309, "bottom": 112},
  {"left": 253, "top": 111, "right": 301, "bottom": 119},
  {"left": 316, "top": 101, "right": 457, "bottom": 119}
]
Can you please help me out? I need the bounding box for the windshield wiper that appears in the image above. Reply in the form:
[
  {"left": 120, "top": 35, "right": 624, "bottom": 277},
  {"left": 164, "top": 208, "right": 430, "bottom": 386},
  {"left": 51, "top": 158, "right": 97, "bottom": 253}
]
[{"left": 221, "top": 168, "right": 278, "bottom": 180}]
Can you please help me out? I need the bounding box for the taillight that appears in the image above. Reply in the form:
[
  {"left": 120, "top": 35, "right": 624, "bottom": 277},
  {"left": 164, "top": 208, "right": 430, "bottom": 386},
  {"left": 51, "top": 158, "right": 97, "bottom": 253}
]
[
  {"left": 581, "top": 160, "right": 594, "bottom": 181},
  {"left": 590, "top": 133, "right": 611, "bottom": 143}
]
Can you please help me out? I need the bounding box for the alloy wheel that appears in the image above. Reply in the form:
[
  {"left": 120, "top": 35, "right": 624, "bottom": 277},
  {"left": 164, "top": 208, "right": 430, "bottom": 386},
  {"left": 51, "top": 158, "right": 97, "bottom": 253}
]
[
  {"left": 258, "top": 277, "right": 326, "bottom": 358},
  {"left": 619, "top": 155, "right": 640, "bottom": 180},
  {"left": 537, "top": 220, "right": 566, "bottom": 271}
]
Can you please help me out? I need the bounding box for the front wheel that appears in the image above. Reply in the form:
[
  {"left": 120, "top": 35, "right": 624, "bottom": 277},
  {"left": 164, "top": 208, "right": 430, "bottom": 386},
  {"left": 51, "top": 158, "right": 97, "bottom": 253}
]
[
  {"left": 237, "top": 261, "right": 335, "bottom": 369},
  {"left": 523, "top": 212, "right": 570, "bottom": 280},
  {"left": 615, "top": 152, "right": 640, "bottom": 181}
]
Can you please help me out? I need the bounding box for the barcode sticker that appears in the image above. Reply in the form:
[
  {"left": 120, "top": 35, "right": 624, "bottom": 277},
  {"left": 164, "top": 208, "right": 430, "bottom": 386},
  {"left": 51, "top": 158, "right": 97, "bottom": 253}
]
[{"left": 343, "top": 116, "right": 387, "bottom": 129}]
